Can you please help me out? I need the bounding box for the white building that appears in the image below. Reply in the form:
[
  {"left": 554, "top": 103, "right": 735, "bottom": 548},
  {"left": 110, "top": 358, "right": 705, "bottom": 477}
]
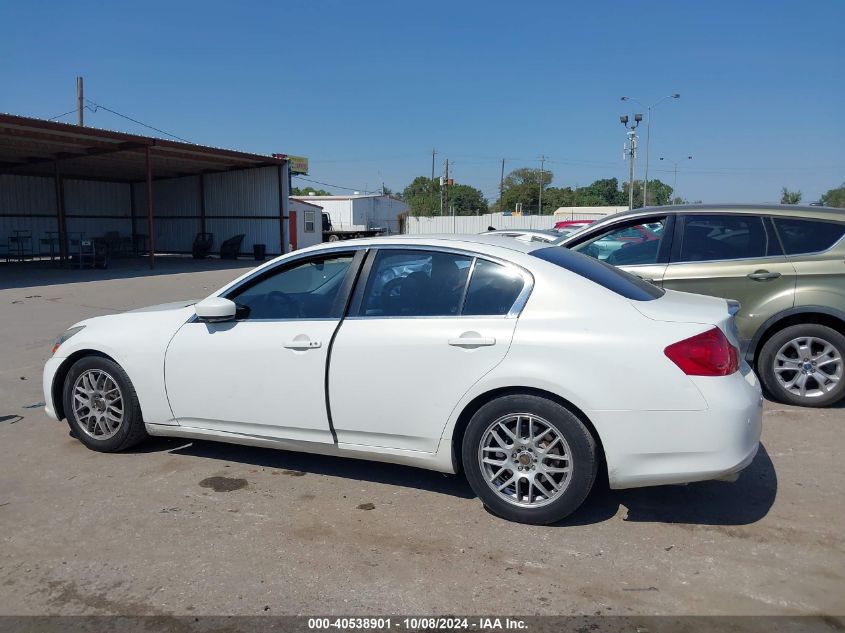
[
  {"left": 288, "top": 198, "right": 324, "bottom": 250},
  {"left": 292, "top": 194, "right": 408, "bottom": 235}
]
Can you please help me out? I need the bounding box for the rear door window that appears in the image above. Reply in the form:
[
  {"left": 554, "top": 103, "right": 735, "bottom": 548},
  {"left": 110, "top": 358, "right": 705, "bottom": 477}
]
[
  {"left": 463, "top": 259, "right": 525, "bottom": 316},
  {"left": 359, "top": 249, "right": 472, "bottom": 317},
  {"left": 678, "top": 215, "right": 771, "bottom": 262},
  {"left": 773, "top": 218, "right": 845, "bottom": 255}
]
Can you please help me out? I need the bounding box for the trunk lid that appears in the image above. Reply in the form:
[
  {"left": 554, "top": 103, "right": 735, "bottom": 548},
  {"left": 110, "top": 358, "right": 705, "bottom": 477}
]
[{"left": 631, "top": 289, "right": 740, "bottom": 347}]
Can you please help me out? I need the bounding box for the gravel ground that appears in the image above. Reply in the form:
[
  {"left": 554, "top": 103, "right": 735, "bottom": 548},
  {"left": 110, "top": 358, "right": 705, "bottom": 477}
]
[{"left": 0, "top": 258, "right": 842, "bottom": 617}]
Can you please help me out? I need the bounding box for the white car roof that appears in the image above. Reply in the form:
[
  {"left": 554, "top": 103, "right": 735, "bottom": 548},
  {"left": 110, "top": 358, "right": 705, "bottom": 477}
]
[{"left": 296, "top": 233, "right": 547, "bottom": 256}]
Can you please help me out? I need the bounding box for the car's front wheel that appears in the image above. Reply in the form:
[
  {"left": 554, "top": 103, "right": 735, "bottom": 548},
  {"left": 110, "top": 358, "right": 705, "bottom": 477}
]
[
  {"left": 62, "top": 356, "right": 148, "bottom": 452},
  {"left": 758, "top": 324, "right": 845, "bottom": 407},
  {"left": 462, "top": 394, "right": 597, "bottom": 525}
]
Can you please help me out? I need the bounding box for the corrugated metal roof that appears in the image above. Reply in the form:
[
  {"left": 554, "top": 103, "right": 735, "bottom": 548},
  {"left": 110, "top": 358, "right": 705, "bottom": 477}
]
[{"left": 0, "top": 113, "right": 286, "bottom": 182}]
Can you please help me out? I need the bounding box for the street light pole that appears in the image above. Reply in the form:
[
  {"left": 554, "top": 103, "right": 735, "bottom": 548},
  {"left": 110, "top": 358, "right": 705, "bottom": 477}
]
[
  {"left": 620, "top": 114, "right": 642, "bottom": 210},
  {"left": 621, "top": 93, "right": 680, "bottom": 206}
]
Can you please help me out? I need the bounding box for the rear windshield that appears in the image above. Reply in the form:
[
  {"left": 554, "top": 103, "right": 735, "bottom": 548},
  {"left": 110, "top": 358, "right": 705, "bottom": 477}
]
[{"left": 530, "top": 246, "right": 665, "bottom": 301}]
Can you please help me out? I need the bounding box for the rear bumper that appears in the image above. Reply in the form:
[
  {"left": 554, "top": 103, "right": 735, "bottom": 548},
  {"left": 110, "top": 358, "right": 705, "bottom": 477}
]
[{"left": 589, "top": 364, "right": 763, "bottom": 489}]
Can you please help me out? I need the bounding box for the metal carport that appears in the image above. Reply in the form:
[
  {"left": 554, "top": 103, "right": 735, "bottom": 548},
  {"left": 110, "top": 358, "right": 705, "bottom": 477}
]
[{"left": 0, "top": 113, "right": 290, "bottom": 268}]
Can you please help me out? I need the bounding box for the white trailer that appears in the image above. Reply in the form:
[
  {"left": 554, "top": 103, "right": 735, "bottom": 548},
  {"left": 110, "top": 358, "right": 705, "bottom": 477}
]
[{"left": 291, "top": 194, "right": 409, "bottom": 241}]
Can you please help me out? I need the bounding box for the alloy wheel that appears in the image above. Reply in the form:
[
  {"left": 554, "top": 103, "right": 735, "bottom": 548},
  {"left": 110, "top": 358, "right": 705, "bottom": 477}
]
[
  {"left": 478, "top": 413, "right": 573, "bottom": 508},
  {"left": 72, "top": 369, "right": 124, "bottom": 440},
  {"left": 773, "top": 336, "right": 843, "bottom": 399}
]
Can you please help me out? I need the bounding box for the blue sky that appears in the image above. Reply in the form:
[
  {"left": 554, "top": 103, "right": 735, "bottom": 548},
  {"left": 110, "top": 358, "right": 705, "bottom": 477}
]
[{"left": 2, "top": 1, "right": 843, "bottom": 204}]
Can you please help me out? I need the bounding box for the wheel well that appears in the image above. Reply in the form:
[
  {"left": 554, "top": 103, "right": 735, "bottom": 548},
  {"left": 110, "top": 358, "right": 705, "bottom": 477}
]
[
  {"left": 450, "top": 387, "right": 606, "bottom": 479},
  {"left": 51, "top": 350, "right": 115, "bottom": 420},
  {"left": 753, "top": 312, "right": 845, "bottom": 368}
]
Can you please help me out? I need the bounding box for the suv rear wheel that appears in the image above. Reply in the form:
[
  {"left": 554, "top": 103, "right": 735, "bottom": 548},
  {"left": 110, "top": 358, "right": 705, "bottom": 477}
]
[{"left": 759, "top": 324, "right": 845, "bottom": 407}]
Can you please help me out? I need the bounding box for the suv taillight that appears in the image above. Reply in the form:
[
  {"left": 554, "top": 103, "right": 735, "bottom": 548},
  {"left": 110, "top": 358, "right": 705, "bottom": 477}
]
[{"left": 664, "top": 327, "right": 739, "bottom": 376}]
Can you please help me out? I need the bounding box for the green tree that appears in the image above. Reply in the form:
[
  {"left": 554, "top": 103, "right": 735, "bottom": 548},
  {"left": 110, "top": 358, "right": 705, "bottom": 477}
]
[
  {"left": 447, "top": 184, "right": 488, "bottom": 215},
  {"left": 820, "top": 183, "right": 845, "bottom": 208},
  {"left": 403, "top": 176, "right": 488, "bottom": 216},
  {"left": 499, "top": 167, "right": 555, "bottom": 214},
  {"left": 402, "top": 176, "right": 440, "bottom": 216},
  {"left": 780, "top": 187, "right": 802, "bottom": 204},
  {"left": 622, "top": 179, "right": 674, "bottom": 208}
]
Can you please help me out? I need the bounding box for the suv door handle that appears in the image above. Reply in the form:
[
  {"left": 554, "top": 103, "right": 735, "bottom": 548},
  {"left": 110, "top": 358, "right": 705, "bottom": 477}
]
[
  {"left": 449, "top": 336, "right": 496, "bottom": 347},
  {"left": 283, "top": 338, "right": 322, "bottom": 350},
  {"left": 747, "top": 270, "right": 781, "bottom": 281}
]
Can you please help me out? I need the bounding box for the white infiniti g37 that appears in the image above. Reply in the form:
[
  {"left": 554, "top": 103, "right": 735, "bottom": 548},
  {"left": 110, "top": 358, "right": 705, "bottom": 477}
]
[{"left": 43, "top": 235, "right": 763, "bottom": 524}]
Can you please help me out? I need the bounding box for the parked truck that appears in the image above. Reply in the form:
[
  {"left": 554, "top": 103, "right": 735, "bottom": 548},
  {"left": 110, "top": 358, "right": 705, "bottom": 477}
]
[{"left": 322, "top": 212, "right": 385, "bottom": 242}]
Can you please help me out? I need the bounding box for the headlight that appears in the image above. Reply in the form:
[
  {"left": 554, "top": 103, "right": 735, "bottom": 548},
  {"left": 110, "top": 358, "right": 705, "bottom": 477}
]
[{"left": 52, "top": 326, "right": 85, "bottom": 355}]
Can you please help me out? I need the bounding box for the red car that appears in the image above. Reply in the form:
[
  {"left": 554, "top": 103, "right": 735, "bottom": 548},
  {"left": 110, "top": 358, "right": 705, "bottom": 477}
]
[{"left": 553, "top": 220, "right": 593, "bottom": 232}]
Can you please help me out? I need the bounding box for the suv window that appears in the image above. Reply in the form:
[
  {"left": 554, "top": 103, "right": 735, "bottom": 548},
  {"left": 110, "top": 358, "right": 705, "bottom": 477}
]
[
  {"left": 678, "top": 214, "right": 769, "bottom": 262},
  {"left": 229, "top": 255, "right": 353, "bottom": 319},
  {"left": 571, "top": 216, "right": 668, "bottom": 266},
  {"left": 463, "top": 259, "right": 525, "bottom": 316},
  {"left": 773, "top": 217, "right": 845, "bottom": 255},
  {"left": 360, "top": 249, "right": 472, "bottom": 317}
]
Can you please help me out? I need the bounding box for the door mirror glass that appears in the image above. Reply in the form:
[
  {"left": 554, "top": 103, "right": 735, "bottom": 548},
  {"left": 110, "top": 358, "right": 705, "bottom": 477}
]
[{"left": 195, "top": 297, "right": 237, "bottom": 322}]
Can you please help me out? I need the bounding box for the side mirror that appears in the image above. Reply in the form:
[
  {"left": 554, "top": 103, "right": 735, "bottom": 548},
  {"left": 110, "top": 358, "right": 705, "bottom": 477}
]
[{"left": 195, "top": 297, "right": 237, "bottom": 322}]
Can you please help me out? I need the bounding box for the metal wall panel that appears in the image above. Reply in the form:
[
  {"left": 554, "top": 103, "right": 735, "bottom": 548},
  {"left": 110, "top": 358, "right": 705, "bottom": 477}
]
[
  {"left": 404, "top": 213, "right": 607, "bottom": 235},
  {"left": 205, "top": 218, "right": 281, "bottom": 255},
  {"left": 0, "top": 174, "right": 56, "bottom": 217},
  {"left": 148, "top": 218, "right": 202, "bottom": 253},
  {"left": 205, "top": 166, "right": 280, "bottom": 217},
  {"left": 64, "top": 180, "right": 131, "bottom": 217},
  {"left": 132, "top": 176, "right": 201, "bottom": 219},
  {"left": 66, "top": 217, "right": 133, "bottom": 240}
]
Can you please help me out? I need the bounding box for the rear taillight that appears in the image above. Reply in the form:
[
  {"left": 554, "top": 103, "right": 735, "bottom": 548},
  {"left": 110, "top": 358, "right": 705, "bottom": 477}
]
[{"left": 664, "top": 327, "right": 739, "bottom": 376}]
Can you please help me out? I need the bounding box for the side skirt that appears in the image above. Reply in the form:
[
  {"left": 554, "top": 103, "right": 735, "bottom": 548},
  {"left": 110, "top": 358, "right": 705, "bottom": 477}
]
[{"left": 145, "top": 423, "right": 457, "bottom": 474}]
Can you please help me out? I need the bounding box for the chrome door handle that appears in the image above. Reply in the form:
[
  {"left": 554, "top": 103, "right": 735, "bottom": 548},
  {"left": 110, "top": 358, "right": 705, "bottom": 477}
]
[
  {"left": 449, "top": 336, "right": 496, "bottom": 347},
  {"left": 283, "top": 338, "right": 321, "bottom": 350},
  {"left": 747, "top": 270, "right": 781, "bottom": 281}
]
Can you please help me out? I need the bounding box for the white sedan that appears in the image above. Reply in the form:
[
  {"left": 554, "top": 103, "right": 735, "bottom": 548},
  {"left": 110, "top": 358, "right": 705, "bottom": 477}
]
[{"left": 43, "top": 235, "right": 762, "bottom": 524}]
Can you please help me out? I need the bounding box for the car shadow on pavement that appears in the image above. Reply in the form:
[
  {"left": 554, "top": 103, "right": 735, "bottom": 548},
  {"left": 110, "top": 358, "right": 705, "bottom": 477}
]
[
  {"left": 144, "top": 437, "right": 776, "bottom": 525},
  {"left": 157, "top": 438, "right": 477, "bottom": 499},
  {"left": 558, "top": 443, "right": 777, "bottom": 527}
]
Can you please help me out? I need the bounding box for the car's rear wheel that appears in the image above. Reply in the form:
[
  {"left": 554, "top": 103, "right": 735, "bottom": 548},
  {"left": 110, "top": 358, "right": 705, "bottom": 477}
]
[
  {"left": 62, "top": 356, "right": 147, "bottom": 452},
  {"left": 758, "top": 324, "right": 845, "bottom": 407},
  {"left": 462, "top": 394, "right": 597, "bottom": 525}
]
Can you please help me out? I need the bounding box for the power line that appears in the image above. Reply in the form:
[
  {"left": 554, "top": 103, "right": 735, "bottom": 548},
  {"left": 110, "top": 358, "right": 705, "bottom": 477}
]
[
  {"left": 293, "top": 175, "right": 381, "bottom": 195},
  {"left": 48, "top": 108, "right": 78, "bottom": 121},
  {"left": 84, "top": 99, "right": 192, "bottom": 143}
]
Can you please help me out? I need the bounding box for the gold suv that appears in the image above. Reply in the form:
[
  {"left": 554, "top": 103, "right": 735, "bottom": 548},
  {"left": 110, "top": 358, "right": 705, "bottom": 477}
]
[{"left": 561, "top": 204, "right": 845, "bottom": 407}]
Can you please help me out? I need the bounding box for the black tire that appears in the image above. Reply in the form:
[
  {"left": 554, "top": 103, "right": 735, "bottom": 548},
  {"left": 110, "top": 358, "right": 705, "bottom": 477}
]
[
  {"left": 62, "top": 356, "right": 148, "bottom": 452},
  {"left": 462, "top": 394, "right": 597, "bottom": 525},
  {"left": 758, "top": 323, "right": 845, "bottom": 408}
]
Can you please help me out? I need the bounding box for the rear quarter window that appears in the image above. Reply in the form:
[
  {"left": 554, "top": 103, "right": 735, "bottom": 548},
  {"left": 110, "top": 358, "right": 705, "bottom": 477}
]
[
  {"left": 530, "top": 246, "right": 664, "bottom": 301},
  {"left": 773, "top": 217, "right": 845, "bottom": 255}
]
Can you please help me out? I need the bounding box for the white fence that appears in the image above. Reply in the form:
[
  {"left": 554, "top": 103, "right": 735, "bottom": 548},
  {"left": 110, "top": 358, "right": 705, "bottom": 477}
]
[{"left": 404, "top": 212, "right": 608, "bottom": 235}]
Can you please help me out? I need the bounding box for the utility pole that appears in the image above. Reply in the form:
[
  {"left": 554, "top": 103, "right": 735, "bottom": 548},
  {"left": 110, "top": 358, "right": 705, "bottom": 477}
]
[
  {"left": 76, "top": 76, "right": 84, "bottom": 126},
  {"left": 499, "top": 159, "right": 505, "bottom": 213},
  {"left": 444, "top": 158, "right": 450, "bottom": 217},
  {"left": 538, "top": 155, "right": 546, "bottom": 215},
  {"left": 431, "top": 149, "right": 437, "bottom": 183}
]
